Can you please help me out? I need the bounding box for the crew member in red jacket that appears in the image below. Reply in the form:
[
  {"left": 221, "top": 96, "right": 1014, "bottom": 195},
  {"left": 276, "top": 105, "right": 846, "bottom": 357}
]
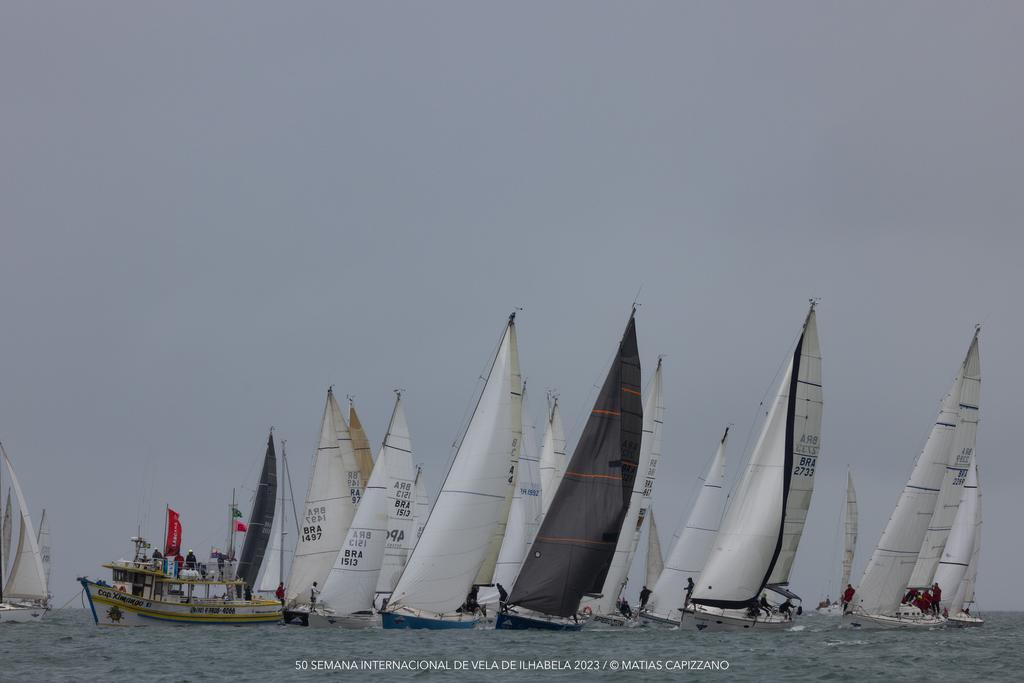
[
  {"left": 841, "top": 584, "right": 855, "bottom": 614},
  {"left": 930, "top": 583, "right": 942, "bottom": 615}
]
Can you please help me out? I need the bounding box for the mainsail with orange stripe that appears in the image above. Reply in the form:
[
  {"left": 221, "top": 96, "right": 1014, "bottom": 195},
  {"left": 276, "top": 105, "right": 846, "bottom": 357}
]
[{"left": 508, "top": 311, "right": 642, "bottom": 618}]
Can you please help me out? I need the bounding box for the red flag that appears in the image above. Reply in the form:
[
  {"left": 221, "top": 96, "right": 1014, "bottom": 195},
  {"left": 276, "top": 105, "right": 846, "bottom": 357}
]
[
  {"left": 164, "top": 508, "right": 182, "bottom": 556},
  {"left": 234, "top": 520, "right": 248, "bottom": 532}
]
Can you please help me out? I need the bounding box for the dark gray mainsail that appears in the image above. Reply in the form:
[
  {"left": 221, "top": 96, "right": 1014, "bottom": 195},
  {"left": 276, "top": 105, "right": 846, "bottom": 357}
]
[
  {"left": 236, "top": 432, "right": 278, "bottom": 588},
  {"left": 507, "top": 312, "right": 642, "bottom": 618}
]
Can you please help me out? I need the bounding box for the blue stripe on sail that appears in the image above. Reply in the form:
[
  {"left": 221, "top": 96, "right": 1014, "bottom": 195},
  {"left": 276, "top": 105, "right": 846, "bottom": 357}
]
[
  {"left": 935, "top": 422, "right": 956, "bottom": 428},
  {"left": 798, "top": 380, "right": 822, "bottom": 387},
  {"left": 959, "top": 404, "right": 979, "bottom": 410}
]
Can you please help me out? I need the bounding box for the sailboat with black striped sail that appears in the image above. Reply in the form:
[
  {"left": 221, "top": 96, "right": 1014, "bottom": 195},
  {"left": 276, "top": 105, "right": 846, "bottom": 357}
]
[
  {"left": 382, "top": 314, "right": 522, "bottom": 629},
  {"left": 496, "top": 311, "right": 642, "bottom": 631},
  {"left": 685, "top": 302, "right": 822, "bottom": 631}
]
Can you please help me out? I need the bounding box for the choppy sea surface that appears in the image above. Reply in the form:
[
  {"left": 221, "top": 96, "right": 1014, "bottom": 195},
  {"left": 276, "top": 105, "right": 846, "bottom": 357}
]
[{"left": 2, "top": 608, "right": 1022, "bottom": 681}]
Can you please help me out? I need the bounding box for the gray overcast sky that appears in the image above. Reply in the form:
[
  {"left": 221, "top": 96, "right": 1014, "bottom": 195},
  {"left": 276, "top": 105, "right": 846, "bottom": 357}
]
[{"left": 2, "top": 2, "right": 1022, "bottom": 608}]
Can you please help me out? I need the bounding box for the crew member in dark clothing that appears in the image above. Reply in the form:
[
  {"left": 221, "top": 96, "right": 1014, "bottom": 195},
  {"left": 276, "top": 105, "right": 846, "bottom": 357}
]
[
  {"left": 779, "top": 599, "right": 794, "bottom": 619},
  {"left": 684, "top": 577, "right": 695, "bottom": 609},
  {"left": 184, "top": 549, "right": 198, "bottom": 570},
  {"left": 639, "top": 585, "right": 652, "bottom": 611},
  {"left": 497, "top": 583, "right": 509, "bottom": 613},
  {"left": 758, "top": 593, "right": 772, "bottom": 618},
  {"left": 619, "top": 598, "right": 633, "bottom": 619},
  {"left": 244, "top": 584, "right": 252, "bottom": 601},
  {"left": 152, "top": 548, "right": 163, "bottom": 560}
]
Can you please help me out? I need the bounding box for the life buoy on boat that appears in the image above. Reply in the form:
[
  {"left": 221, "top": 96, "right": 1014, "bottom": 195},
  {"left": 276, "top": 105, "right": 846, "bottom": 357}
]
[
  {"left": 118, "top": 586, "right": 126, "bottom": 593},
  {"left": 582, "top": 606, "right": 592, "bottom": 616}
]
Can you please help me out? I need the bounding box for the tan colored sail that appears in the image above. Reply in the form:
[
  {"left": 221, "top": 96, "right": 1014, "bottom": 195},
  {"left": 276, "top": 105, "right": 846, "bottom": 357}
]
[{"left": 349, "top": 400, "right": 375, "bottom": 487}]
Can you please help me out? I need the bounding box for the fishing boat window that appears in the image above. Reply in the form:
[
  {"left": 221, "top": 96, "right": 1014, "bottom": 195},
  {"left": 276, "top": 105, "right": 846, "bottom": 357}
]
[{"left": 112, "top": 568, "right": 129, "bottom": 583}]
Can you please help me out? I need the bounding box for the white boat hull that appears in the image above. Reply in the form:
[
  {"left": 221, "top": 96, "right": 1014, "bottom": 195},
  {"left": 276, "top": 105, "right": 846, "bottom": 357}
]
[
  {"left": 639, "top": 610, "right": 680, "bottom": 628},
  {"left": 307, "top": 611, "right": 378, "bottom": 629},
  {"left": 843, "top": 611, "right": 946, "bottom": 629},
  {"left": 0, "top": 602, "right": 47, "bottom": 623},
  {"left": 947, "top": 612, "right": 984, "bottom": 627},
  {"left": 82, "top": 579, "right": 281, "bottom": 626},
  {"left": 685, "top": 605, "right": 796, "bottom": 631}
]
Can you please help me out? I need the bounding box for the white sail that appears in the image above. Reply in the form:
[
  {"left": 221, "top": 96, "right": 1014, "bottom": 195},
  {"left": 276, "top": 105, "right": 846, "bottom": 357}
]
[
  {"left": 909, "top": 336, "right": 981, "bottom": 588},
  {"left": 693, "top": 306, "right": 821, "bottom": 606},
  {"left": 387, "top": 317, "right": 522, "bottom": 616},
  {"left": 321, "top": 394, "right": 416, "bottom": 615},
  {"left": 841, "top": 470, "right": 858, "bottom": 589},
  {"left": 645, "top": 508, "right": 664, "bottom": 589},
  {"left": 411, "top": 467, "right": 429, "bottom": 551},
  {"left": 487, "top": 384, "right": 543, "bottom": 597},
  {"left": 933, "top": 458, "right": 978, "bottom": 608},
  {"left": 854, "top": 330, "right": 977, "bottom": 616},
  {"left": 584, "top": 358, "right": 664, "bottom": 614},
  {"left": 286, "top": 389, "right": 363, "bottom": 604},
  {"left": 36, "top": 508, "right": 51, "bottom": 594},
  {"left": 768, "top": 309, "right": 823, "bottom": 586},
  {"left": 538, "top": 396, "right": 567, "bottom": 520},
  {"left": 951, "top": 468, "right": 982, "bottom": 613},
  {"left": 645, "top": 427, "right": 727, "bottom": 620},
  {"left": 257, "top": 489, "right": 283, "bottom": 593},
  {"left": 1, "top": 445, "right": 48, "bottom": 601},
  {"left": 2, "top": 489, "right": 10, "bottom": 577}
]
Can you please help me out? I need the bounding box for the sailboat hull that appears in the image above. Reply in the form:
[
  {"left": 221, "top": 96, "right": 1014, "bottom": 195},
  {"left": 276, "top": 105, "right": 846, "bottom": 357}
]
[
  {"left": 639, "top": 610, "right": 681, "bottom": 627},
  {"left": 815, "top": 603, "right": 845, "bottom": 617},
  {"left": 307, "top": 611, "right": 378, "bottom": 629},
  {"left": 0, "top": 602, "right": 47, "bottom": 623},
  {"left": 842, "top": 611, "right": 946, "bottom": 629},
  {"left": 81, "top": 579, "right": 281, "bottom": 626},
  {"left": 495, "top": 611, "right": 582, "bottom": 631},
  {"left": 380, "top": 611, "right": 478, "bottom": 629},
  {"left": 947, "top": 613, "right": 984, "bottom": 627},
  {"left": 686, "top": 605, "right": 796, "bottom": 631}
]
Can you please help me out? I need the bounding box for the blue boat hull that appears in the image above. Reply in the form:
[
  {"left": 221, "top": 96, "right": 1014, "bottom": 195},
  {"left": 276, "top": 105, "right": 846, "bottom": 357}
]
[
  {"left": 495, "top": 612, "right": 582, "bottom": 631},
  {"left": 380, "top": 612, "right": 477, "bottom": 630}
]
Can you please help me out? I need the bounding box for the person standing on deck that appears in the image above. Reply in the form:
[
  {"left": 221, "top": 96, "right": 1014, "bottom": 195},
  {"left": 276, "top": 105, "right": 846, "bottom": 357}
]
[
  {"left": 275, "top": 582, "right": 286, "bottom": 607},
  {"left": 310, "top": 581, "right": 320, "bottom": 608},
  {"left": 931, "top": 583, "right": 942, "bottom": 615},
  {"left": 841, "top": 584, "right": 855, "bottom": 614},
  {"left": 639, "top": 585, "right": 652, "bottom": 611}
]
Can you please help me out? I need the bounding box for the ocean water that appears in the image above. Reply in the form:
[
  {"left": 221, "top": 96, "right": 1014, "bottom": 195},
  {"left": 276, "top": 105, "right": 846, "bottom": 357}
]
[{"left": 2, "top": 609, "right": 1022, "bottom": 681}]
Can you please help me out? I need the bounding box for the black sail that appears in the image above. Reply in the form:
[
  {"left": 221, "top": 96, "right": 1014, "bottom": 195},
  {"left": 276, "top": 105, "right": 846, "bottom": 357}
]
[
  {"left": 508, "top": 312, "right": 642, "bottom": 617},
  {"left": 236, "top": 432, "right": 278, "bottom": 588}
]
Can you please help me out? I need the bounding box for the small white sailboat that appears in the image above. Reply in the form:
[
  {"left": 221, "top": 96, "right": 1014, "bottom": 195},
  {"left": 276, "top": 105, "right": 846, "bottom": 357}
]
[
  {"left": 284, "top": 388, "right": 363, "bottom": 617},
  {"left": 936, "top": 460, "right": 983, "bottom": 626},
  {"left": 685, "top": 303, "right": 822, "bottom": 631},
  {"left": 382, "top": 314, "right": 522, "bottom": 629},
  {"left": 641, "top": 427, "right": 728, "bottom": 626},
  {"left": 312, "top": 392, "right": 416, "bottom": 628},
  {"left": 0, "top": 443, "right": 49, "bottom": 623},
  {"left": 583, "top": 357, "right": 664, "bottom": 626},
  {"left": 846, "top": 329, "right": 980, "bottom": 629},
  {"left": 817, "top": 470, "right": 857, "bottom": 616}
]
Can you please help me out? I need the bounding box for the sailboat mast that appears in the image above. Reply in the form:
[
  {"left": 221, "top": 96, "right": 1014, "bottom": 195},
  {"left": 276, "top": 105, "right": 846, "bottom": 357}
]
[
  {"left": 280, "top": 439, "right": 287, "bottom": 587},
  {"left": 1, "top": 445, "right": 4, "bottom": 604},
  {"left": 228, "top": 488, "right": 236, "bottom": 559}
]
